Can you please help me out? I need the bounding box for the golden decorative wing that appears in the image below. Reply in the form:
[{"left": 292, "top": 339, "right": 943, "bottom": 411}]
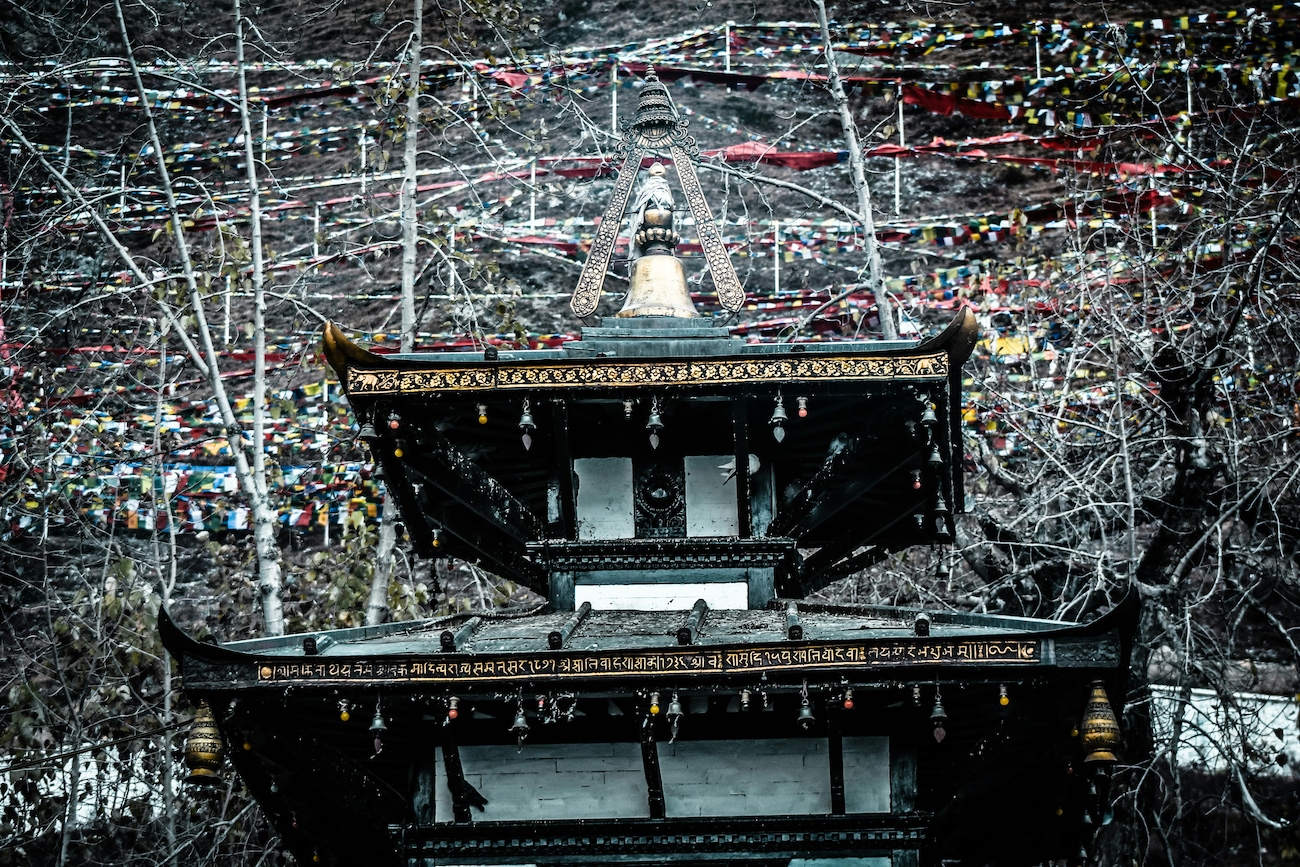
[
  {"left": 670, "top": 142, "right": 745, "bottom": 313},
  {"left": 569, "top": 147, "right": 643, "bottom": 318}
]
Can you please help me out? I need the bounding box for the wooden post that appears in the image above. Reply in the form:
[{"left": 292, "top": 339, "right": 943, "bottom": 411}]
[
  {"left": 732, "top": 398, "right": 752, "bottom": 539},
  {"left": 1150, "top": 175, "right": 1158, "bottom": 248},
  {"left": 441, "top": 736, "right": 474, "bottom": 823},
  {"left": 530, "top": 159, "right": 537, "bottom": 227},
  {"left": 321, "top": 377, "right": 330, "bottom": 548},
  {"left": 610, "top": 56, "right": 619, "bottom": 137},
  {"left": 640, "top": 714, "right": 666, "bottom": 819},
  {"left": 724, "top": 21, "right": 734, "bottom": 72},
  {"left": 773, "top": 219, "right": 781, "bottom": 295},
  {"left": 447, "top": 227, "right": 456, "bottom": 290},
  {"left": 312, "top": 203, "right": 321, "bottom": 259},
  {"left": 895, "top": 84, "right": 904, "bottom": 215},
  {"left": 828, "top": 708, "right": 846, "bottom": 814},
  {"left": 223, "top": 273, "right": 232, "bottom": 346},
  {"left": 359, "top": 131, "right": 368, "bottom": 194}
]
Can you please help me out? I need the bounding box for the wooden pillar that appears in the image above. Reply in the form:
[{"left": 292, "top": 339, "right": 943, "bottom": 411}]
[
  {"left": 828, "top": 708, "right": 846, "bottom": 815},
  {"left": 641, "top": 714, "right": 666, "bottom": 818},
  {"left": 732, "top": 397, "right": 752, "bottom": 538},
  {"left": 442, "top": 734, "right": 473, "bottom": 823},
  {"left": 891, "top": 734, "right": 919, "bottom": 867},
  {"left": 550, "top": 398, "right": 576, "bottom": 539},
  {"left": 410, "top": 745, "right": 436, "bottom": 825}
]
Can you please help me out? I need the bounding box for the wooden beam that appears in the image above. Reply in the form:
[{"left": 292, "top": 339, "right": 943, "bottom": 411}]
[
  {"left": 785, "top": 600, "right": 803, "bottom": 640},
  {"left": 676, "top": 598, "right": 709, "bottom": 645},
  {"left": 766, "top": 433, "right": 868, "bottom": 537},
  {"left": 441, "top": 731, "right": 476, "bottom": 823},
  {"left": 768, "top": 442, "right": 923, "bottom": 542},
  {"left": 374, "top": 445, "right": 436, "bottom": 558},
  {"left": 413, "top": 484, "right": 545, "bottom": 591},
  {"left": 402, "top": 426, "right": 543, "bottom": 544},
  {"left": 440, "top": 617, "right": 482, "bottom": 652},
  {"left": 548, "top": 601, "right": 592, "bottom": 649},
  {"left": 803, "top": 546, "right": 889, "bottom": 595},
  {"left": 641, "top": 714, "right": 666, "bottom": 819},
  {"left": 793, "top": 502, "right": 920, "bottom": 595}
]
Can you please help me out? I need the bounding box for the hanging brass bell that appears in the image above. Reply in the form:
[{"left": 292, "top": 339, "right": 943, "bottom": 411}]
[
  {"left": 518, "top": 400, "right": 535, "bottom": 433},
  {"left": 1080, "top": 680, "right": 1121, "bottom": 763},
  {"left": 370, "top": 705, "right": 387, "bottom": 734},
  {"left": 770, "top": 396, "right": 789, "bottom": 425},
  {"left": 518, "top": 399, "right": 536, "bottom": 451},
  {"left": 930, "top": 693, "right": 948, "bottom": 743},
  {"left": 646, "top": 397, "right": 665, "bottom": 449},
  {"left": 934, "top": 516, "right": 953, "bottom": 544},
  {"left": 929, "top": 696, "right": 947, "bottom": 726},
  {"left": 797, "top": 697, "right": 816, "bottom": 730},
  {"left": 184, "top": 700, "right": 225, "bottom": 786},
  {"left": 770, "top": 396, "right": 789, "bottom": 443},
  {"left": 509, "top": 709, "right": 531, "bottom": 736}
]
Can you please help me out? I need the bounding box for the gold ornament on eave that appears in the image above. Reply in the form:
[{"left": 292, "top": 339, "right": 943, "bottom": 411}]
[
  {"left": 184, "top": 699, "right": 226, "bottom": 786},
  {"left": 1079, "top": 680, "right": 1122, "bottom": 764}
]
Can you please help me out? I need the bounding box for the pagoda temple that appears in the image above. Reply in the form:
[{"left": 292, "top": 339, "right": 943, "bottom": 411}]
[{"left": 164, "top": 71, "right": 1134, "bottom": 867}]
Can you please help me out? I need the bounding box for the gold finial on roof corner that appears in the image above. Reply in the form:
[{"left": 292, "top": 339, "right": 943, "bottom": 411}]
[{"left": 568, "top": 71, "right": 745, "bottom": 319}]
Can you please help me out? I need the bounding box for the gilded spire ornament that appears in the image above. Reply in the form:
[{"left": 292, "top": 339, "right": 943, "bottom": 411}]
[{"left": 569, "top": 69, "right": 745, "bottom": 318}]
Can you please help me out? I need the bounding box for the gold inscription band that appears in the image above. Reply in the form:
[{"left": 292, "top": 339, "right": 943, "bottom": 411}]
[
  {"left": 347, "top": 352, "right": 949, "bottom": 396},
  {"left": 255, "top": 638, "right": 1040, "bottom": 685}
]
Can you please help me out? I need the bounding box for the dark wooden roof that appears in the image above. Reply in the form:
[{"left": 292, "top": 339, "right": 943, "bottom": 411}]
[
  {"left": 162, "top": 596, "right": 1136, "bottom": 867},
  {"left": 163, "top": 596, "right": 1133, "bottom": 694},
  {"left": 319, "top": 310, "right": 981, "bottom": 600}
]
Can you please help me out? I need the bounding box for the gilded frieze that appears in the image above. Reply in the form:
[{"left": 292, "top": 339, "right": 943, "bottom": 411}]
[{"left": 347, "top": 352, "right": 949, "bottom": 396}]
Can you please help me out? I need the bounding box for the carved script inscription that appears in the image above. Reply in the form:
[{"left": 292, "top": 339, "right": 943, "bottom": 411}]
[{"left": 255, "top": 638, "right": 1039, "bottom": 685}]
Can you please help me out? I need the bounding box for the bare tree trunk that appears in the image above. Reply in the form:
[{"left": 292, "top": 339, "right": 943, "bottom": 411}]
[
  {"left": 399, "top": 0, "right": 422, "bottom": 355},
  {"left": 105, "top": 0, "right": 284, "bottom": 634},
  {"left": 368, "top": 0, "right": 423, "bottom": 626},
  {"left": 234, "top": 0, "right": 285, "bottom": 635},
  {"left": 151, "top": 321, "right": 178, "bottom": 863},
  {"left": 813, "top": 0, "right": 897, "bottom": 339}
]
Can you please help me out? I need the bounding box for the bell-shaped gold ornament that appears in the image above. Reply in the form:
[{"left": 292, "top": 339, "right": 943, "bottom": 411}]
[
  {"left": 618, "top": 205, "right": 698, "bottom": 319},
  {"left": 1079, "top": 680, "right": 1122, "bottom": 764},
  {"left": 184, "top": 700, "right": 226, "bottom": 786}
]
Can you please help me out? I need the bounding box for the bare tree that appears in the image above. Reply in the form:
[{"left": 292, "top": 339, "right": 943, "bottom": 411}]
[{"left": 367, "top": 0, "right": 424, "bottom": 627}]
